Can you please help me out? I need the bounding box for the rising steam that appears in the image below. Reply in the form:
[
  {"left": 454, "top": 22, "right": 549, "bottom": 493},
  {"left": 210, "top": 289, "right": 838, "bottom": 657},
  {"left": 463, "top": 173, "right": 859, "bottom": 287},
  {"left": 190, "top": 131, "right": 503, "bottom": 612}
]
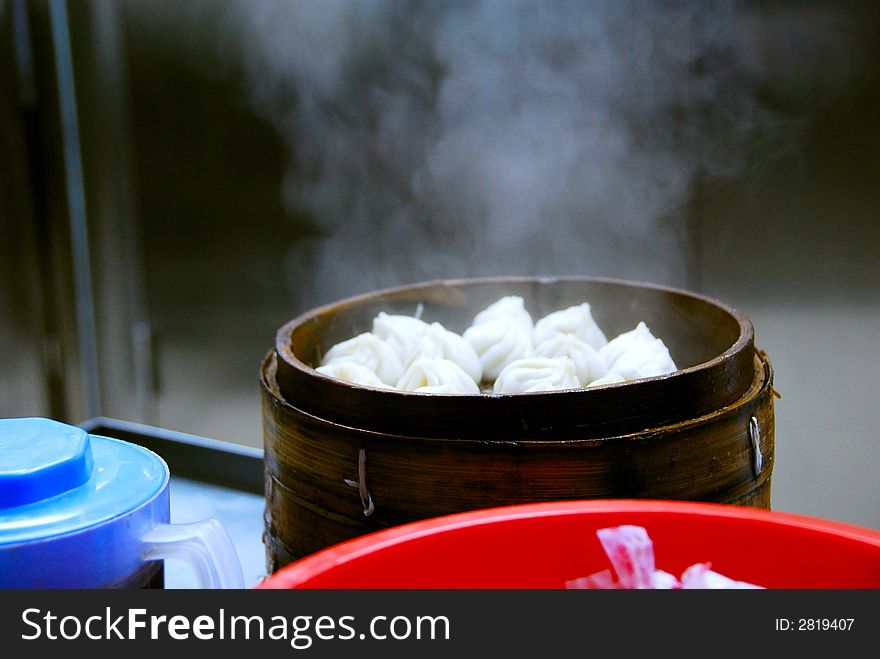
[{"left": 224, "top": 0, "right": 794, "bottom": 308}]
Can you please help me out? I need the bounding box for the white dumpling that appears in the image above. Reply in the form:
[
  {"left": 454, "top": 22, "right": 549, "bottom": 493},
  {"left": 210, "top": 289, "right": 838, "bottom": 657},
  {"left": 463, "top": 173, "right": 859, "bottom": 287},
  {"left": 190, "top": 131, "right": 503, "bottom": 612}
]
[
  {"left": 472, "top": 296, "right": 534, "bottom": 332},
  {"left": 599, "top": 321, "right": 657, "bottom": 369},
  {"left": 585, "top": 372, "right": 627, "bottom": 388},
  {"left": 533, "top": 303, "right": 608, "bottom": 350},
  {"left": 396, "top": 358, "right": 480, "bottom": 395},
  {"left": 534, "top": 334, "right": 608, "bottom": 385},
  {"left": 321, "top": 332, "right": 404, "bottom": 385},
  {"left": 407, "top": 322, "right": 482, "bottom": 384},
  {"left": 608, "top": 338, "right": 677, "bottom": 381},
  {"left": 462, "top": 317, "right": 533, "bottom": 382},
  {"left": 372, "top": 312, "right": 430, "bottom": 364},
  {"left": 493, "top": 357, "right": 580, "bottom": 394},
  {"left": 315, "top": 362, "right": 393, "bottom": 389}
]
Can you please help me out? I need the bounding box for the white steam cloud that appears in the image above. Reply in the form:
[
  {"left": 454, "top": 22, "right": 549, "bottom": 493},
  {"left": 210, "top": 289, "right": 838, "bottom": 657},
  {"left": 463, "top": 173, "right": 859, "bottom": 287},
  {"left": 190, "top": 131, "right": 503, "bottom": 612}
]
[{"left": 225, "top": 0, "right": 792, "bottom": 308}]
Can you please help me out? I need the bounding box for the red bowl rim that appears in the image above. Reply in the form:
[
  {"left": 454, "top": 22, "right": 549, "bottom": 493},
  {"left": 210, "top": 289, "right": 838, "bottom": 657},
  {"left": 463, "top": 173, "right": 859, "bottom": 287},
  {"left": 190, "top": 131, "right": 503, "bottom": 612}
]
[{"left": 258, "top": 500, "right": 880, "bottom": 589}]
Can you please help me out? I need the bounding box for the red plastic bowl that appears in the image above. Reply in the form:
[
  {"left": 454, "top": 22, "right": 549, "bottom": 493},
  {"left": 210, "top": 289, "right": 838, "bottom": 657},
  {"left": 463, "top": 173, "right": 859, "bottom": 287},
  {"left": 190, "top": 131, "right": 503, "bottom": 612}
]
[{"left": 258, "top": 500, "right": 880, "bottom": 589}]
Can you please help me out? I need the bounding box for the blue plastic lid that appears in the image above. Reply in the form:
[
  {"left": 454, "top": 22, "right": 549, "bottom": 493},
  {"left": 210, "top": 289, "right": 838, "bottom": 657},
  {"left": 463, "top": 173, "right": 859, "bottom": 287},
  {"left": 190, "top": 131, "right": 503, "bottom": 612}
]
[
  {"left": 0, "top": 418, "right": 93, "bottom": 507},
  {"left": 0, "top": 418, "right": 168, "bottom": 546}
]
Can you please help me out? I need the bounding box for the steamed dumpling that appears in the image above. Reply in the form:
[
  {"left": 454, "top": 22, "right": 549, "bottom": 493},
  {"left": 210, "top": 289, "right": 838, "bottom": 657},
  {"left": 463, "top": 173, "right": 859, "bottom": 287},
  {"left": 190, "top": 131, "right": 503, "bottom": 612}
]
[
  {"left": 463, "top": 317, "right": 533, "bottom": 382},
  {"left": 607, "top": 338, "right": 677, "bottom": 381},
  {"left": 321, "top": 332, "right": 404, "bottom": 385},
  {"left": 408, "top": 322, "right": 482, "bottom": 384},
  {"left": 533, "top": 303, "right": 608, "bottom": 350},
  {"left": 534, "top": 334, "right": 608, "bottom": 385},
  {"left": 396, "top": 358, "right": 480, "bottom": 394},
  {"left": 586, "top": 372, "right": 626, "bottom": 388},
  {"left": 493, "top": 357, "right": 580, "bottom": 394},
  {"left": 599, "top": 321, "right": 657, "bottom": 369},
  {"left": 315, "top": 362, "right": 393, "bottom": 389},
  {"left": 472, "top": 296, "right": 534, "bottom": 332},
  {"left": 372, "top": 312, "right": 430, "bottom": 364}
]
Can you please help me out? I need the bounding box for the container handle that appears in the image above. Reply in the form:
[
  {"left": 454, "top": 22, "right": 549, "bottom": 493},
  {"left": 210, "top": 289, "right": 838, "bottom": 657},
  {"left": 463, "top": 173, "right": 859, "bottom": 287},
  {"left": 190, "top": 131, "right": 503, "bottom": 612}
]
[
  {"left": 344, "top": 448, "right": 374, "bottom": 517},
  {"left": 749, "top": 416, "right": 763, "bottom": 479},
  {"left": 142, "top": 519, "right": 244, "bottom": 589}
]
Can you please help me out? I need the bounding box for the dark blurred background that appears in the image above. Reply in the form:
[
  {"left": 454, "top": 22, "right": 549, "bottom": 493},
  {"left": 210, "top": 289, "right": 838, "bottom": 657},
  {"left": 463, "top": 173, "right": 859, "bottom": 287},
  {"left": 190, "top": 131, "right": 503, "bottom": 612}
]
[{"left": 1, "top": 0, "right": 878, "bottom": 529}]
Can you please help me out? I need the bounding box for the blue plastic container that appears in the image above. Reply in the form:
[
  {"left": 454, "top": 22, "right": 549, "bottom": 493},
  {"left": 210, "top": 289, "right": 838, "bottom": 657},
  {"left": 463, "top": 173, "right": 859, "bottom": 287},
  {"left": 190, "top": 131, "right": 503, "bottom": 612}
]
[{"left": 0, "top": 418, "right": 243, "bottom": 589}]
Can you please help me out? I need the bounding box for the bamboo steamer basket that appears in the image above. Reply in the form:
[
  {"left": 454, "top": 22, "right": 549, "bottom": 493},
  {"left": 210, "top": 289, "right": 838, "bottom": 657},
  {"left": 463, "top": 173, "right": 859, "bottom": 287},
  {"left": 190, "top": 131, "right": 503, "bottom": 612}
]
[{"left": 262, "top": 277, "right": 775, "bottom": 571}]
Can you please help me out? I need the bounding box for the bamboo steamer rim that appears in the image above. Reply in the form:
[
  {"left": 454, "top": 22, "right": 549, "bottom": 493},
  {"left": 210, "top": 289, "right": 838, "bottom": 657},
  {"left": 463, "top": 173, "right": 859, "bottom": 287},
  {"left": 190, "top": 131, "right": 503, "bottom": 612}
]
[
  {"left": 263, "top": 349, "right": 772, "bottom": 447},
  {"left": 273, "top": 276, "right": 756, "bottom": 440}
]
